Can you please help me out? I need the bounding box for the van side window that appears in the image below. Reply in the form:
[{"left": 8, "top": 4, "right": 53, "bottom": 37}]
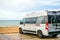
[
  {"left": 36, "top": 16, "right": 47, "bottom": 24},
  {"left": 24, "top": 17, "right": 38, "bottom": 24}
]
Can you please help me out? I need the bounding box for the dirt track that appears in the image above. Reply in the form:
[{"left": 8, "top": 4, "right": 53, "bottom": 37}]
[{"left": 0, "top": 33, "right": 60, "bottom": 40}]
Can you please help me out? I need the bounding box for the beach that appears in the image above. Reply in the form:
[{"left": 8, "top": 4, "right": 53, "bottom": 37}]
[
  {"left": 0, "top": 26, "right": 19, "bottom": 33},
  {"left": 0, "top": 33, "right": 60, "bottom": 40},
  {"left": 0, "top": 20, "right": 20, "bottom": 33}
]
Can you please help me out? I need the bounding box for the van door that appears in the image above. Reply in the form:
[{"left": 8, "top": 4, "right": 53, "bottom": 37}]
[
  {"left": 23, "top": 18, "right": 30, "bottom": 30},
  {"left": 23, "top": 17, "right": 37, "bottom": 32},
  {"left": 24, "top": 17, "right": 38, "bottom": 33},
  {"left": 48, "top": 11, "right": 60, "bottom": 33}
]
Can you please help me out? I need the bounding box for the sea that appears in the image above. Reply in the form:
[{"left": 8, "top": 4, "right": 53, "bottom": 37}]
[{"left": 0, "top": 20, "right": 20, "bottom": 27}]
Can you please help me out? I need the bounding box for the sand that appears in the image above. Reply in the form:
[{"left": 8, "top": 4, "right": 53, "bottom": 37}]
[
  {"left": 0, "top": 26, "right": 19, "bottom": 33},
  {"left": 0, "top": 33, "right": 60, "bottom": 40}
]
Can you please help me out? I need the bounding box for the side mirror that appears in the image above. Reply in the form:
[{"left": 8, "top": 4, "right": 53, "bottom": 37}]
[{"left": 20, "top": 21, "right": 23, "bottom": 24}]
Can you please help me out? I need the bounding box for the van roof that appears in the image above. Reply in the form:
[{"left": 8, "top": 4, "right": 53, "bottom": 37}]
[
  {"left": 24, "top": 10, "right": 60, "bottom": 18},
  {"left": 47, "top": 9, "right": 60, "bottom": 11},
  {"left": 24, "top": 11, "right": 47, "bottom": 18}
]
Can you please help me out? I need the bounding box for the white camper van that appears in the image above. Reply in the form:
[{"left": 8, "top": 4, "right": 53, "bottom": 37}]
[{"left": 19, "top": 10, "right": 60, "bottom": 38}]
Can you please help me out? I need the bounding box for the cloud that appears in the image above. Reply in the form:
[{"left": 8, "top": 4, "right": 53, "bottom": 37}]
[
  {"left": 0, "top": 9, "right": 19, "bottom": 20},
  {"left": 0, "top": 0, "right": 60, "bottom": 20}
]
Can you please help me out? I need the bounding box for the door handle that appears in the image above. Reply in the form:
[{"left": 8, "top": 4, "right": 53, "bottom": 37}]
[{"left": 24, "top": 24, "right": 25, "bottom": 26}]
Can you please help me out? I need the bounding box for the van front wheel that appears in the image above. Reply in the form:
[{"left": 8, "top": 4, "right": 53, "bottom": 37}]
[
  {"left": 19, "top": 28, "right": 23, "bottom": 34},
  {"left": 37, "top": 30, "right": 44, "bottom": 38}
]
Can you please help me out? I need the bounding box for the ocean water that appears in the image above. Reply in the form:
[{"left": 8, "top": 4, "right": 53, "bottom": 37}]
[{"left": 0, "top": 20, "right": 20, "bottom": 26}]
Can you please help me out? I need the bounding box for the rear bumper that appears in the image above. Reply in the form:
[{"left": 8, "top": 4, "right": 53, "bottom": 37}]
[{"left": 48, "top": 31, "right": 60, "bottom": 35}]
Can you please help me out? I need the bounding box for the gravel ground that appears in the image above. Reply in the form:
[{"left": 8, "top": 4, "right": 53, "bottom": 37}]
[{"left": 0, "top": 33, "right": 60, "bottom": 40}]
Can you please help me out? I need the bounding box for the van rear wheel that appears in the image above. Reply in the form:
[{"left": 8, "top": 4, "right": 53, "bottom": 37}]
[
  {"left": 19, "top": 28, "right": 23, "bottom": 34},
  {"left": 37, "top": 30, "right": 44, "bottom": 38}
]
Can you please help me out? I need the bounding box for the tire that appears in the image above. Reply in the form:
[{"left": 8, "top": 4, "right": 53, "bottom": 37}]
[
  {"left": 19, "top": 28, "right": 23, "bottom": 34},
  {"left": 37, "top": 30, "right": 44, "bottom": 38}
]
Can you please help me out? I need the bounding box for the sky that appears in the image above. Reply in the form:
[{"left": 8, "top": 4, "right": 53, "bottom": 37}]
[{"left": 0, "top": 0, "right": 60, "bottom": 20}]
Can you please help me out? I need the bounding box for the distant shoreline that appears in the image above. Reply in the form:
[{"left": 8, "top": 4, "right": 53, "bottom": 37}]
[
  {"left": 0, "top": 25, "right": 19, "bottom": 27},
  {"left": 0, "top": 20, "right": 20, "bottom": 26}
]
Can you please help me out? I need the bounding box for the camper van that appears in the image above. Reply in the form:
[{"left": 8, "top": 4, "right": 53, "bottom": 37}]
[{"left": 19, "top": 10, "right": 60, "bottom": 38}]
